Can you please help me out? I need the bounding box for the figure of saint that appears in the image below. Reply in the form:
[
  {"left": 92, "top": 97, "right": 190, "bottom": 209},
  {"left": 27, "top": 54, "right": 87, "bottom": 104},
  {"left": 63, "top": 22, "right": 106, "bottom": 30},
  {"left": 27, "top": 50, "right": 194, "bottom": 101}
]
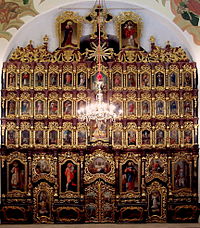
[
  {"left": 127, "top": 72, "right": 136, "bottom": 87},
  {"left": 175, "top": 161, "right": 188, "bottom": 188},
  {"left": 64, "top": 72, "right": 72, "bottom": 86},
  {"left": 63, "top": 100, "right": 72, "bottom": 115},
  {"left": 170, "top": 100, "right": 178, "bottom": 115},
  {"left": 156, "top": 101, "right": 164, "bottom": 115},
  {"left": 38, "top": 191, "right": 49, "bottom": 216},
  {"left": 49, "top": 130, "right": 57, "bottom": 144},
  {"left": 170, "top": 72, "right": 177, "bottom": 86},
  {"left": 49, "top": 101, "right": 58, "bottom": 115},
  {"left": 22, "top": 72, "right": 30, "bottom": 86},
  {"left": 122, "top": 161, "right": 137, "bottom": 191},
  {"left": 113, "top": 72, "right": 122, "bottom": 87},
  {"left": 21, "top": 100, "right": 30, "bottom": 115},
  {"left": 35, "top": 72, "right": 44, "bottom": 87},
  {"left": 8, "top": 100, "right": 15, "bottom": 115},
  {"left": 184, "top": 72, "right": 192, "bottom": 87},
  {"left": 63, "top": 130, "right": 72, "bottom": 145},
  {"left": 156, "top": 72, "right": 164, "bottom": 87},
  {"left": 64, "top": 162, "right": 77, "bottom": 191},
  {"left": 78, "top": 72, "right": 86, "bottom": 87},
  {"left": 150, "top": 191, "right": 160, "bottom": 211},
  {"left": 78, "top": 100, "right": 86, "bottom": 113},
  {"left": 7, "top": 130, "right": 16, "bottom": 144},
  {"left": 92, "top": 121, "right": 107, "bottom": 139},
  {"left": 35, "top": 131, "right": 43, "bottom": 144},
  {"left": 184, "top": 130, "right": 192, "bottom": 144},
  {"left": 78, "top": 131, "right": 86, "bottom": 144},
  {"left": 61, "top": 21, "right": 74, "bottom": 47},
  {"left": 35, "top": 160, "right": 50, "bottom": 174},
  {"left": 21, "top": 130, "right": 30, "bottom": 145},
  {"left": 10, "top": 160, "right": 24, "bottom": 191},
  {"left": 128, "top": 131, "right": 136, "bottom": 146},
  {"left": 170, "top": 130, "right": 178, "bottom": 144},
  {"left": 50, "top": 73, "right": 58, "bottom": 86},
  {"left": 114, "top": 131, "right": 122, "bottom": 145},
  {"left": 35, "top": 100, "right": 43, "bottom": 115},
  {"left": 114, "top": 102, "right": 122, "bottom": 116},
  {"left": 142, "top": 130, "right": 150, "bottom": 144},
  {"left": 156, "top": 130, "right": 164, "bottom": 144},
  {"left": 122, "top": 20, "right": 138, "bottom": 47},
  {"left": 149, "top": 159, "right": 163, "bottom": 173},
  {"left": 142, "top": 101, "right": 150, "bottom": 115},
  {"left": 141, "top": 73, "right": 150, "bottom": 87},
  {"left": 8, "top": 72, "right": 16, "bottom": 87},
  {"left": 184, "top": 100, "right": 192, "bottom": 115},
  {"left": 128, "top": 101, "right": 136, "bottom": 115}
]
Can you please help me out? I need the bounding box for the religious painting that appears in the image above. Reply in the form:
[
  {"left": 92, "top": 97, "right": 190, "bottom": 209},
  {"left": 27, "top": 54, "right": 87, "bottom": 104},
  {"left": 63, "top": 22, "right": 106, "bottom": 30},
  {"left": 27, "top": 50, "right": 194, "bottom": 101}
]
[
  {"left": 184, "top": 100, "right": 192, "bottom": 115},
  {"left": 21, "top": 72, "right": 30, "bottom": 87},
  {"left": 35, "top": 100, "right": 44, "bottom": 115},
  {"left": 121, "top": 160, "right": 138, "bottom": 192},
  {"left": 155, "top": 130, "right": 165, "bottom": 145},
  {"left": 113, "top": 131, "right": 122, "bottom": 146},
  {"left": 174, "top": 160, "right": 190, "bottom": 190},
  {"left": 149, "top": 159, "right": 164, "bottom": 174},
  {"left": 77, "top": 100, "right": 86, "bottom": 114},
  {"left": 127, "top": 101, "right": 136, "bottom": 116},
  {"left": 91, "top": 71, "right": 108, "bottom": 90},
  {"left": 113, "top": 101, "right": 123, "bottom": 116},
  {"left": 184, "top": 130, "right": 193, "bottom": 145},
  {"left": 142, "top": 130, "right": 150, "bottom": 145},
  {"left": 149, "top": 190, "right": 161, "bottom": 216},
  {"left": 49, "top": 100, "right": 58, "bottom": 115},
  {"left": 90, "top": 121, "right": 108, "bottom": 141},
  {"left": 127, "top": 72, "right": 137, "bottom": 88},
  {"left": 77, "top": 72, "right": 87, "bottom": 88},
  {"left": 35, "top": 130, "right": 44, "bottom": 145},
  {"left": 35, "top": 159, "right": 51, "bottom": 175},
  {"left": 60, "top": 160, "right": 78, "bottom": 192},
  {"left": 183, "top": 72, "right": 192, "bottom": 87},
  {"left": 155, "top": 72, "right": 164, "bottom": 87},
  {"left": 121, "top": 20, "right": 138, "bottom": 49},
  {"left": 49, "top": 72, "right": 58, "bottom": 87},
  {"left": 63, "top": 72, "right": 73, "bottom": 87},
  {"left": 49, "top": 130, "right": 58, "bottom": 145},
  {"left": 63, "top": 130, "right": 72, "bottom": 145},
  {"left": 170, "top": 100, "right": 178, "bottom": 115},
  {"left": 7, "top": 72, "right": 16, "bottom": 87},
  {"left": 88, "top": 157, "right": 111, "bottom": 174},
  {"left": 77, "top": 130, "right": 87, "bottom": 145},
  {"left": 155, "top": 100, "right": 164, "bottom": 116},
  {"left": 142, "top": 100, "right": 150, "bottom": 115},
  {"left": 141, "top": 72, "right": 150, "bottom": 88},
  {"left": 127, "top": 130, "right": 137, "bottom": 146},
  {"left": 63, "top": 100, "right": 72, "bottom": 116},
  {"left": 170, "top": 129, "right": 179, "bottom": 145},
  {"left": 9, "top": 160, "right": 25, "bottom": 192},
  {"left": 21, "top": 100, "right": 30, "bottom": 115},
  {"left": 7, "top": 100, "right": 16, "bottom": 115},
  {"left": 21, "top": 130, "right": 30, "bottom": 145},
  {"left": 112, "top": 72, "right": 122, "bottom": 88},
  {"left": 169, "top": 72, "right": 178, "bottom": 87},
  {"left": 38, "top": 190, "right": 50, "bottom": 217},
  {"left": 57, "top": 11, "right": 83, "bottom": 49},
  {"left": 35, "top": 72, "right": 44, "bottom": 87},
  {"left": 7, "top": 130, "right": 16, "bottom": 145}
]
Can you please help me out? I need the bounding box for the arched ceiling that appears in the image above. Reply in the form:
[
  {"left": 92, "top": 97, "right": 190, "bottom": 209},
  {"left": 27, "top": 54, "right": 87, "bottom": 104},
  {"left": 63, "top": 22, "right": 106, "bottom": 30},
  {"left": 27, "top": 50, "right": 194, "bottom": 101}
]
[{"left": 0, "top": 0, "right": 200, "bottom": 71}]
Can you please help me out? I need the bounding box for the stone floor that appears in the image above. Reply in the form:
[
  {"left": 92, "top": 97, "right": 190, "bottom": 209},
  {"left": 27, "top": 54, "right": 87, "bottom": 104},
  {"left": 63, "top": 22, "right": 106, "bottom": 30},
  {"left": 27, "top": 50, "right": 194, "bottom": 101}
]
[{"left": 1, "top": 224, "right": 200, "bottom": 228}]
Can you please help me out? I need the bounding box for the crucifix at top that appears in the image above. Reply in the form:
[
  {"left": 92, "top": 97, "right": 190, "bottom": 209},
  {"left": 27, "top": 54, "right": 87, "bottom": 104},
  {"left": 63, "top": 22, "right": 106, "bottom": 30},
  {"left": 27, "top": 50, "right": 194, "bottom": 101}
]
[{"left": 85, "top": 4, "right": 113, "bottom": 39}]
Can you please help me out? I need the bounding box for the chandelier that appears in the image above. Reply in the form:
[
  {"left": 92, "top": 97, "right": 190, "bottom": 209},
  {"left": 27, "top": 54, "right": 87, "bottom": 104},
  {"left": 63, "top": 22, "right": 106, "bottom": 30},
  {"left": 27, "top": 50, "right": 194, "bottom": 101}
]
[{"left": 78, "top": 4, "right": 122, "bottom": 122}]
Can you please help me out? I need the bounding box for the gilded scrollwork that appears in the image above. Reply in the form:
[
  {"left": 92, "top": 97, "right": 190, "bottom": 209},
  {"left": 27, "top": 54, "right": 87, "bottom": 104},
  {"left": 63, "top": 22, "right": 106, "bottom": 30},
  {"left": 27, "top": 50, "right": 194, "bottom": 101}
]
[
  {"left": 32, "top": 153, "right": 56, "bottom": 183},
  {"left": 147, "top": 181, "right": 167, "bottom": 222},
  {"left": 145, "top": 153, "right": 168, "bottom": 183},
  {"left": 84, "top": 149, "right": 115, "bottom": 185}
]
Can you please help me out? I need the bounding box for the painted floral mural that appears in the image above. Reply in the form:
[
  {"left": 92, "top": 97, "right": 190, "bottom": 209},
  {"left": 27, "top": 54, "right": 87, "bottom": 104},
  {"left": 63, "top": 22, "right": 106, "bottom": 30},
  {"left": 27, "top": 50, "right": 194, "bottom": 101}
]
[{"left": 0, "top": 0, "right": 38, "bottom": 40}]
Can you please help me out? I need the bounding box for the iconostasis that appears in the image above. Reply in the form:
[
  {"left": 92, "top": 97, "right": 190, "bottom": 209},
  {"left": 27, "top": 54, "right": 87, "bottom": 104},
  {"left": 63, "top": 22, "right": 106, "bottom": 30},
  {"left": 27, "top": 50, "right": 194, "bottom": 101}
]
[{"left": 0, "top": 8, "right": 198, "bottom": 224}]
